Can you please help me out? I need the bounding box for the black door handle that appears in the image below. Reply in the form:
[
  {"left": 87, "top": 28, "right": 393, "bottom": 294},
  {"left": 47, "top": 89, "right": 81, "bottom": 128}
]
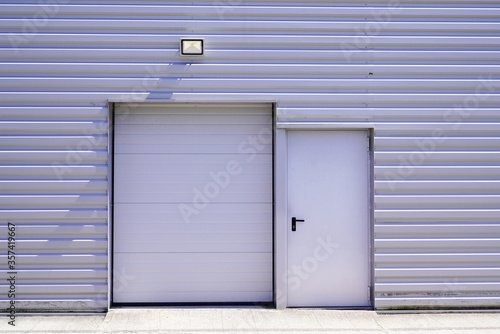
[{"left": 291, "top": 217, "right": 305, "bottom": 231}]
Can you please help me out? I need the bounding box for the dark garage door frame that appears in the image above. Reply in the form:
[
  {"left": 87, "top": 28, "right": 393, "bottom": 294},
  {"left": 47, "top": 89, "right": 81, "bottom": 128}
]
[{"left": 108, "top": 102, "right": 276, "bottom": 307}]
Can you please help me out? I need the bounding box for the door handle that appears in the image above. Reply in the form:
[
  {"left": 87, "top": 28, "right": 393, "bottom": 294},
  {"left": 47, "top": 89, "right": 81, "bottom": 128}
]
[{"left": 291, "top": 217, "right": 305, "bottom": 231}]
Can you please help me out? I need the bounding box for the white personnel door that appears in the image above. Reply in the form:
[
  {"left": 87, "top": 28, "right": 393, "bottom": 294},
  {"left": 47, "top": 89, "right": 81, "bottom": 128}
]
[
  {"left": 113, "top": 103, "right": 273, "bottom": 303},
  {"left": 287, "top": 130, "right": 371, "bottom": 307}
]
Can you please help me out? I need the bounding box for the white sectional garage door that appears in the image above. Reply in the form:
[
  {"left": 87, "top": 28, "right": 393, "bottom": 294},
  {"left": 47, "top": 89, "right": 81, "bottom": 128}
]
[{"left": 113, "top": 103, "right": 273, "bottom": 303}]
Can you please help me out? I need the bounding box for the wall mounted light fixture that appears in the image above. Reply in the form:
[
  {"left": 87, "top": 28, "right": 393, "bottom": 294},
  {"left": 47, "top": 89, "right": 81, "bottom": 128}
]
[{"left": 180, "top": 38, "right": 204, "bottom": 56}]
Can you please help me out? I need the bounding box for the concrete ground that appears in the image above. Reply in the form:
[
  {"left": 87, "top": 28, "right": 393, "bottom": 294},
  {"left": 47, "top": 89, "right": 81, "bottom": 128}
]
[{"left": 1, "top": 308, "right": 500, "bottom": 334}]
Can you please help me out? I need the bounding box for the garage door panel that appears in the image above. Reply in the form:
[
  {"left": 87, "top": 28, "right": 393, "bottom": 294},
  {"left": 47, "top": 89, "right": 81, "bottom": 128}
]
[
  {"left": 116, "top": 222, "right": 271, "bottom": 236},
  {"left": 115, "top": 124, "right": 271, "bottom": 135},
  {"left": 114, "top": 143, "right": 273, "bottom": 154},
  {"left": 116, "top": 252, "right": 271, "bottom": 263},
  {"left": 114, "top": 190, "right": 271, "bottom": 204},
  {"left": 115, "top": 104, "right": 270, "bottom": 116},
  {"left": 113, "top": 291, "right": 273, "bottom": 303},
  {"left": 114, "top": 203, "right": 271, "bottom": 225},
  {"left": 114, "top": 153, "right": 271, "bottom": 167},
  {"left": 115, "top": 134, "right": 267, "bottom": 145},
  {"left": 114, "top": 181, "right": 271, "bottom": 196},
  {"left": 114, "top": 281, "right": 272, "bottom": 293},
  {"left": 114, "top": 222, "right": 271, "bottom": 234},
  {"left": 115, "top": 114, "right": 272, "bottom": 125},
  {"left": 113, "top": 170, "right": 272, "bottom": 185},
  {"left": 114, "top": 203, "right": 271, "bottom": 216},
  {"left": 114, "top": 239, "right": 271, "bottom": 254},
  {"left": 114, "top": 154, "right": 272, "bottom": 177},
  {"left": 114, "top": 241, "right": 271, "bottom": 253},
  {"left": 113, "top": 271, "right": 271, "bottom": 286},
  {"left": 116, "top": 165, "right": 271, "bottom": 176},
  {"left": 113, "top": 103, "right": 273, "bottom": 303},
  {"left": 115, "top": 231, "right": 272, "bottom": 248},
  {"left": 115, "top": 253, "right": 271, "bottom": 273},
  {"left": 114, "top": 253, "right": 273, "bottom": 283},
  {"left": 115, "top": 214, "right": 271, "bottom": 226}
]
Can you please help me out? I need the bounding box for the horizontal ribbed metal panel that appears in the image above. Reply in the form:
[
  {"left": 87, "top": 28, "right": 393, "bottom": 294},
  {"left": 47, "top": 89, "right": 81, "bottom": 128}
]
[
  {"left": 0, "top": 106, "right": 108, "bottom": 312},
  {"left": 1, "top": 0, "right": 499, "bottom": 310},
  {"left": 113, "top": 103, "right": 273, "bottom": 303}
]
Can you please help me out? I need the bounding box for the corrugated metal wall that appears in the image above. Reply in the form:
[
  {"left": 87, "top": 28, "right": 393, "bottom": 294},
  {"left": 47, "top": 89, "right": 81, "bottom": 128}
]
[
  {"left": 0, "top": 0, "right": 499, "bottom": 311},
  {"left": 0, "top": 107, "right": 108, "bottom": 312}
]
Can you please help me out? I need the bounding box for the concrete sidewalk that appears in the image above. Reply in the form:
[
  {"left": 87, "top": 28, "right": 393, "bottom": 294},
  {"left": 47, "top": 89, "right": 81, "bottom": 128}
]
[{"left": 1, "top": 308, "right": 500, "bottom": 334}]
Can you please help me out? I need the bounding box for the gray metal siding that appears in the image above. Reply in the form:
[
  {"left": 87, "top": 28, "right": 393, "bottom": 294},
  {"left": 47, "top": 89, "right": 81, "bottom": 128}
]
[
  {"left": 0, "top": 107, "right": 108, "bottom": 311},
  {"left": 0, "top": 0, "right": 499, "bottom": 310}
]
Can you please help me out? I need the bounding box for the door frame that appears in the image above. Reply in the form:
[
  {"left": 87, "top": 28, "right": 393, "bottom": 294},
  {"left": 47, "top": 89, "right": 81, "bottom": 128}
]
[
  {"left": 274, "top": 124, "right": 375, "bottom": 309},
  {"left": 108, "top": 101, "right": 276, "bottom": 307}
]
